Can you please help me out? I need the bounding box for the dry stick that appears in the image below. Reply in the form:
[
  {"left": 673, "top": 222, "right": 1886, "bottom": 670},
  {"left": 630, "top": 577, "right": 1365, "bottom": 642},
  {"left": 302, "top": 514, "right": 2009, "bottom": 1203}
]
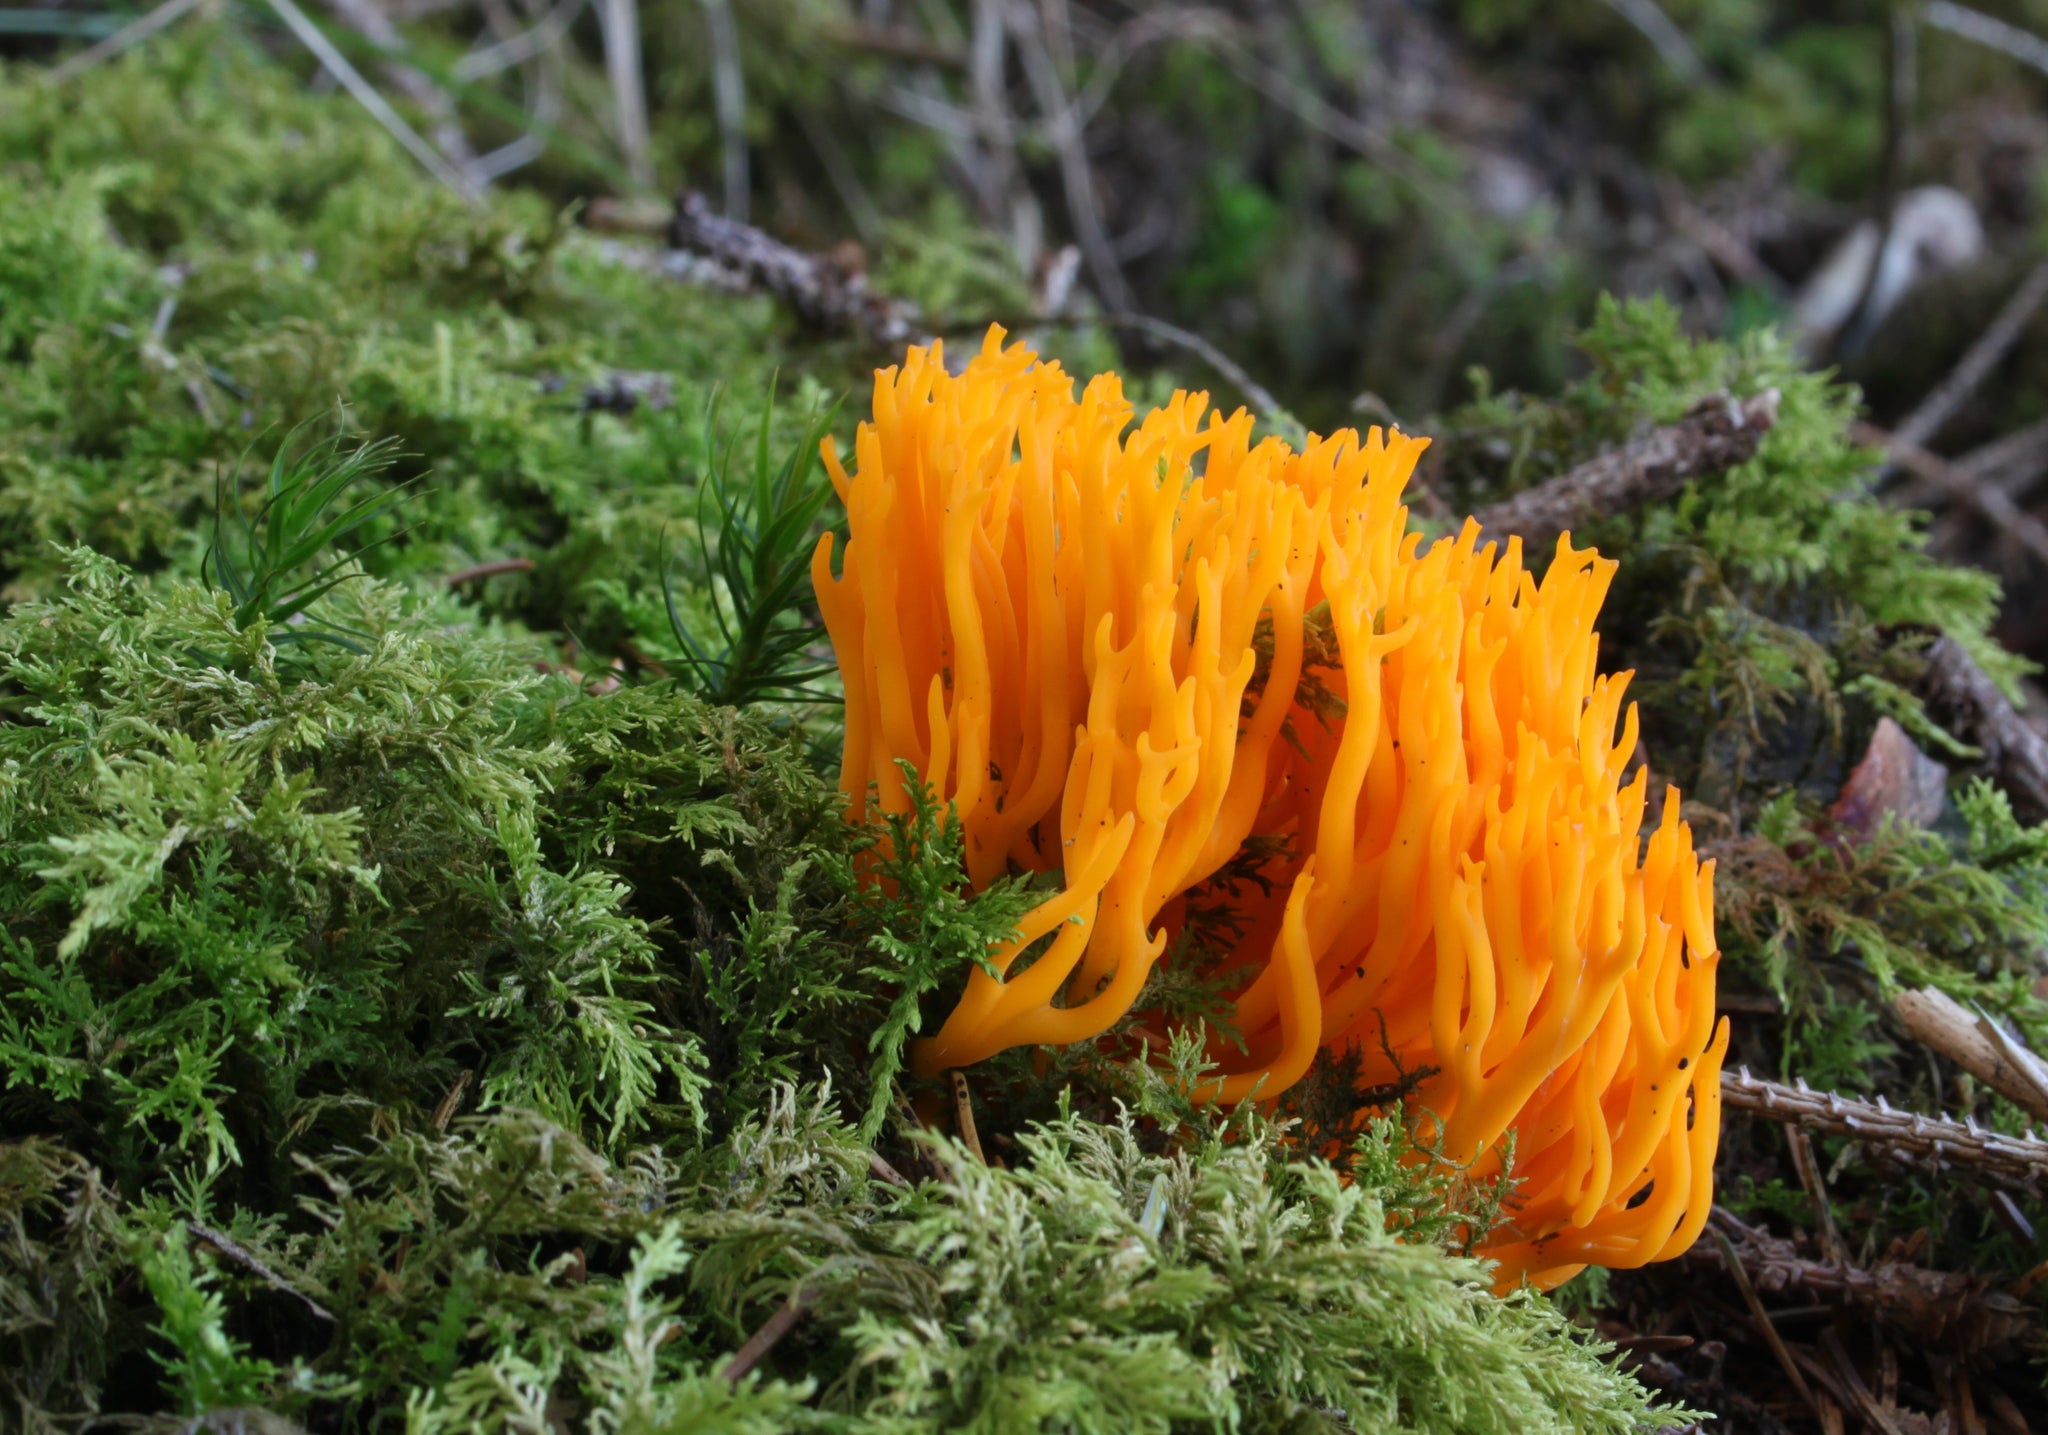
[
  {"left": 1600, "top": 0, "right": 1705, "bottom": 80},
  {"left": 1915, "top": 634, "right": 2048, "bottom": 822},
  {"left": 50, "top": 0, "right": 210, "bottom": 81},
  {"left": 1713, "top": 1227, "right": 1827, "bottom": 1426},
  {"left": 1012, "top": 2, "right": 1134, "bottom": 314},
  {"left": 1837, "top": 7, "right": 1916, "bottom": 359},
  {"left": 948, "top": 1069, "right": 986, "bottom": 1164},
  {"left": 1892, "top": 411, "right": 2048, "bottom": 505},
  {"left": 431, "top": 1068, "right": 473, "bottom": 1131},
  {"left": 1784, "top": 1124, "right": 1848, "bottom": 1267},
  {"left": 719, "top": 1288, "right": 816, "bottom": 1383},
  {"left": 1895, "top": 986, "right": 2048, "bottom": 1122},
  {"left": 262, "top": 0, "right": 478, "bottom": 199},
  {"left": 1854, "top": 420, "right": 2048, "bottom": 566},
  {"left": 1102, "top": 312, "right": 1289, "bottom": 426},
  {"left": 1819, "top": 1327, "right": 1912, "bottom": 1435},
  {"left": 597, "top": 0, "right": 654, "bottom": 189},
  {"left": 1925, "top": 0, "right": 2048, "bottom": 77},
  {"left": 1888, "top": 251, "right": 2048, "bottom": 462},
  {"left": 1693, "top": 1209, "right": 2036, "bottom": 1358},
  {"left": 1721, "top": 1067, "right": 2048, "bottom": 1198},
  {"left": 445, "top": 556, "right": 537, "bottom": 587},
  {"left": 1470, "top": 389, "right": 1782, "bottom": 547},
  {"left": 699, "top": 0, "right": 748, "bottom": 220},
  {"left": 867, "top": 1152, "right": 911, "bottom": 1188},
  {"left": 670, "top": 193, "right": 922, "bottom": 348},
  {"left": 187, "top": 1221, "right": 334, "bottom": 1322},
  {"left": 319, "top": 0, "right": 481, "bottom": 188}
]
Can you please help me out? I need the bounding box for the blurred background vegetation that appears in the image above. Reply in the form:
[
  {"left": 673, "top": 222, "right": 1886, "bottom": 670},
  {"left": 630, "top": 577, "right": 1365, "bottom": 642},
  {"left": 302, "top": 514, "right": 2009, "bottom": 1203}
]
[{"left": 12, "top": 0, "right": 2048, "bottom": 670}]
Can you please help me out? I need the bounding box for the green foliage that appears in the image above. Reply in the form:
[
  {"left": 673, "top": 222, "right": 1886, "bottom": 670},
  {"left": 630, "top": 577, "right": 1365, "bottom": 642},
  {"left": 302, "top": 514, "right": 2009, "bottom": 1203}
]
[
  {"left": 849, "top": 768, "right": 1045, "bottom": 1140},
  {"left": 133, "top": 1224, "right": 279, "bottom": 1414},
  {"left": 204, "top": 427, "right": 412, "bottom": 655},
  {"left": 659, "top": 388, "right": 843, "bottom": 707}
]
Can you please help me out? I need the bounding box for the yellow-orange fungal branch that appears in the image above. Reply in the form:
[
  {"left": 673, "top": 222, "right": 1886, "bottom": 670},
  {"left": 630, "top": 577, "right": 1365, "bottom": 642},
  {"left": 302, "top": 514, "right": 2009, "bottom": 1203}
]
[{"left": 816, "top": 328, "right": 1729, "bottom": 1291}]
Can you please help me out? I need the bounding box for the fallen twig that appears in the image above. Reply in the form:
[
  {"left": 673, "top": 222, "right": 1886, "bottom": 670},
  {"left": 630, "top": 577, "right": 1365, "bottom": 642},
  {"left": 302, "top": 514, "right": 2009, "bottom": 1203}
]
[
  {"left": 1925, "top": 0, "right": 2048, "bottom": 78},
  {"left": 1472, "top": 389, "right": 1781, "bottom": 546},
  {"left": 445, "top": 557, "right": 536, "bottom": 587},
  {"left": 1856, "top": 420, "right": 2048, "bottom": 565},
  {"left": 719, "top": 1287, "right": 816, "bottom": 1383},
  {"left": 1916, "top": 635, "right": 2048, "bottom": 821},
  {"left": 1103, "top": 312, "right": 1289, "bottom": 426},
  {"left": 1722, "top": 1066, "right": 2048, "bottom": 1197},
  {"left": 187, "top": 1221, "right": 333, "bottom": 1323},
  {"left": 1889, "top": 414, "right": 2048, "bottom": 510},
  {"left": 1691, "top": 1208, "right": 2035, "bottom": 1358},
  {"left": 1888, "top": 251, "right": 2048, "bottom": 461},
  {"left": 1713, "top": 1226, "right": 1827, "bottom": 1426},
  {"left": 670, "top": 192, "right": 922, "bottom": 348},
  {"left": 1895, "top": 985, "right": 2048, "bottom": 1123},
  {"left": 262, "top": 0, "right": 477, "bottom": 199}
]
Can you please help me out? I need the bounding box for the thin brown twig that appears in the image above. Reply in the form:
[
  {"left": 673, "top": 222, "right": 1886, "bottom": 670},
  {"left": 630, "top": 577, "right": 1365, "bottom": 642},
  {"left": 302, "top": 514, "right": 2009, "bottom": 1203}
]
[
  {"left": 1916, "top": 635, "right": 2048, "bottom": 822},
  {"left": 1721, "top": 1066, "right": 2048, "bottom": 1197},
  {"left": 445, "top": 557, "right": 537, "bottom": 587},
  {"left": 187, "top": 1221, "right": 334, "bottom": 1322},
  {"left": 1102, "top": 312, "right": 1289, "bottom": 424},
  {"left": 867, "top": 1152, "right": 910, "bottom": 1188},
  {"left": 1693, "top": 1208, "right": 2035, "bottom": 1357},
  {"left": 719, "top": 1288, "right": 816, "bottom": 1383},
  {"left": 1890, "top": 251, "right": 2048, "bottom": 460},
  {"left": 1784, "top": 1125, "right": 1848, "bottom": 1266},
  {"left": 1855, "top": 419, "right": 2048, "bottom": 566},
  {"left": 1820, "top": 1327, "right": 1911, "bottom": 1435},
  {"left": 431, "top": 1069, "right": 473, "bottom": 1131},
  {"left": 1713, "top": 1226, "right": 1827, "bottom": 1425},
  {"left": 1011, "top": 1, "right": 1133, "bottom": 313},
  {"left": 1837, "top": 7, "right": 1916, "bottom": 358},
  {"left": 1472, "top": 389, "right": 1781, "bottom": 546}
]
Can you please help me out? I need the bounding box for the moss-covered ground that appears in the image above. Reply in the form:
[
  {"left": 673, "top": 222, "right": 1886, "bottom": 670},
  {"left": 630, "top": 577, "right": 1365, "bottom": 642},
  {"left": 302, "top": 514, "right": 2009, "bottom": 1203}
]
[{"left": 4, "top": 22, "right": 2048, "bottom": 1432}]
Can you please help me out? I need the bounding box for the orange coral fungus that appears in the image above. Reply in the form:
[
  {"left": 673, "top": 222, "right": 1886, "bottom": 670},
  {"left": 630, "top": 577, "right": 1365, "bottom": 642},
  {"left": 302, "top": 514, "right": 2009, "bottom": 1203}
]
[{"left": 812, "top": 328, "right": 1730, "bottom": 1290}]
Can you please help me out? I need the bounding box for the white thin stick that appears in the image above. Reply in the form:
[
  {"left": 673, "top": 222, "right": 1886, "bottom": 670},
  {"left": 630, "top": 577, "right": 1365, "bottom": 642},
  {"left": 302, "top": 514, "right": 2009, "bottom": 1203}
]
[
  {"left": 700, "top": 0, "right": 749, "bottom": 221},
  {"left": 1925, "top": 0, "right": 2048, "bottom": 76},
  {"left": 1601, "top": 0, "right": 1706, "bottom": 81},
  {"left": 597, "top": 0, "right": 654, "bottom": 188},
  {"left": 51, "top": 0, "right": 209, "bottom": 81},
  {"left": 263, "top": 0, "right": 477, "bottom": 198},
  {"left": 454, "top": 0, "right": 587, "bottom": 80}
]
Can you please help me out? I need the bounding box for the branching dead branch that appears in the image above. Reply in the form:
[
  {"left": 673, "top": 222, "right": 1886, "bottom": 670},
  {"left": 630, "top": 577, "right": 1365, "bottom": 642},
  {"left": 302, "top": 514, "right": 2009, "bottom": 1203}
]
[
  {"left": 1855, "top": 419, "right": 2048, "bottom": 566},
  {"left": 1688, "top": 1208, "right": 2037, "bottom": 1359},
  {"left": 1471, "top": 389, "right": 1781, "bottom": 546},
  {"left": 1915, "top": 635, "right": 2048, "bottom": 821},
  {"left": 1722, "top": 1066, "right": 2048, "bottom": 1197},
  {"left": 1888, "top": 251, "right": 2048, "bottom": 459},
  {"left": 669, "top": 192, "right": 923, "bottom": 347}
]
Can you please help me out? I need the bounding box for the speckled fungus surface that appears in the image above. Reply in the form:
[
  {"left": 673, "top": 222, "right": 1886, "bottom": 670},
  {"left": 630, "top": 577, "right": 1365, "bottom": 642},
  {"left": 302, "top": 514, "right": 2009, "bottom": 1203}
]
[{"left": 812, "top": 328, "right": 1731, "bottom": 1290}]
